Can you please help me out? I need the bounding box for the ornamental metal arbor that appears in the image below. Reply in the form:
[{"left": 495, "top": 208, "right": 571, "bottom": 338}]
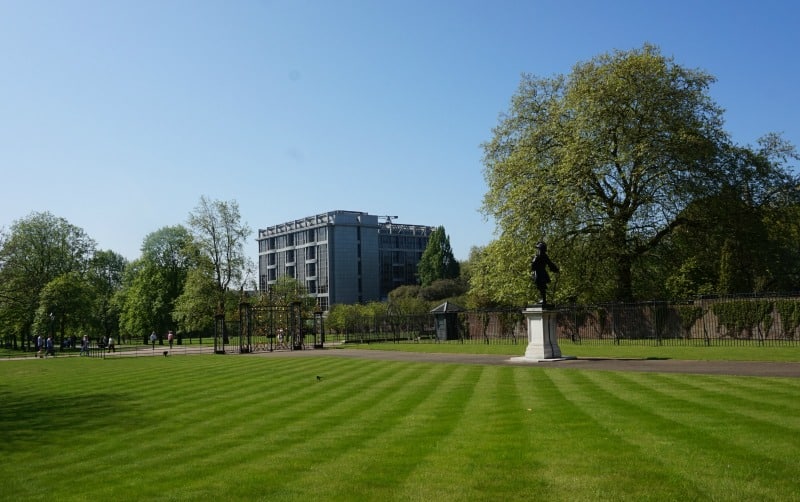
[{"left": 214, "top": 300, "right": 325, "bottom": 354}]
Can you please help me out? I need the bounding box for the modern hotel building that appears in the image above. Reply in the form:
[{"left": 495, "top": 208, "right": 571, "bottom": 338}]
[{"left": 257, "top": 211, "right": 434, "bottom": 310}]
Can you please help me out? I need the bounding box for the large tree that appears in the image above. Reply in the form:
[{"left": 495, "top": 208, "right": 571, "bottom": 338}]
[
  {"left": 659, "top": 135, "right": 800, "bottom": 297},
  {"left": 481, "top": 44, "right": 732, "bottom": 302},
  {"left": 88, "top": 250, "right": 127, "bottom": 340},
  {"left": 118, "top": 226, "right": 194, "bottom": 339},
  {"left": 417, "top": 226, "right": 460, "bottom": 287},
  {"left": 0, "top": 212, "right": 95, "bottom": 348},
  {"left": 187, "top": 196, "right": 253, "bottom": 314}
]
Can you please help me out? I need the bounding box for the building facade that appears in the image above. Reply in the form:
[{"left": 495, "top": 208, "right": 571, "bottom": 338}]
[{"left": 257, "top": 211, "right": 434, "bottom": 310}]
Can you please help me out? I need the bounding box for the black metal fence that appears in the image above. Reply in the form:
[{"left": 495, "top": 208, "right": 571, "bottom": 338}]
[
  {"left": 207, "top": 294, "right": 800, "bottom": 350},
  {"left": 325, "top": 295, "right": 800, "bottom": 347},
  {"left": 557, "top": 296, "right": 800, "bottom": 346}
]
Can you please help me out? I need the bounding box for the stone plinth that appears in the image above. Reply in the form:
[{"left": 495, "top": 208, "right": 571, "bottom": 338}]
[{"left": 511, "top": 305, "right": 575, "bottom": 363}]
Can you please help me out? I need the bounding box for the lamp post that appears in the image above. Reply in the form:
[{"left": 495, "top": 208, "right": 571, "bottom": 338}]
[
  {"left": 314, "top": 306, "right": 324, "bottom": 349},
  {"left": 48, "top": 312, "right": 55, "bottom": 354}
]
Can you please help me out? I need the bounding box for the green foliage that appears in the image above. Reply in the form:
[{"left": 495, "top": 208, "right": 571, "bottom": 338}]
[
  {"left": 481, "top": 44, "right": 725, "bottom": 302},
  {"left": 187, "top": 196, "right": 253, "bottom": 313},
  {"left": 478, "top": 44, "right": 800, "bottom": 303},
  {"left": 419, "top": 278, "right": 468, "bottom": 302},
  {"left": 386, "top": 284, "right": 431, "bottom": 319},
  {"left": 664, "top": 257, "right": 715, "bottom": 300},
  {"left": 775, "top": 299, "right": 800, "bottom": 339},
  {"left": 468, "top": 239, "right": 530, "bottom": 307},
  {"left": 0, "top": 212, "right": 96, "bottom": 346},
  {"left": 417, "top": 226, "right": 460, "bottom": 287},
  {"left": 172, "top": 266, "right": 217, "bottom": 334},
  {"left": 1, "top": 197, "right": 261, "bottom": 347},
  {"left": 711, "top": 300, "right": 774, "bottom": 338},
  {"left": 87, "top": 250, "right": 127, "bottom": 337},
  {"left": 674, "top": 304, "right": 704, "bottom": 336},
  {"left": 34, "top": 272, "right": 94, "bottom": 340},
  {"left": 661, "top": 137, "right": 800, "bottom": 297},
  {"left": 263, "top": 276, "right": 308, "bottom": 306},
  {"left": 326, "top": 303, "right": 377, "bottom": 334},
  {"left": 118, "top": 226, "right": 195, "bottom": 338}
]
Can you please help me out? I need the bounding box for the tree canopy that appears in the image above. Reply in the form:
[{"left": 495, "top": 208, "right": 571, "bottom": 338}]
[
  {"left": 478, "top": 44, "right": 799, "bottom": 303},
  {"left": 118, "top": 226, "right": 195, "bottom": 338},
  {"left": 0, "top": 212, "right": 96, "bottom": 347},
  {"left": 187, "top": 196, "right": 253, "bottom": 313},
  {"left": 417, "top": 226, "right": 460, "bottom": 287}
]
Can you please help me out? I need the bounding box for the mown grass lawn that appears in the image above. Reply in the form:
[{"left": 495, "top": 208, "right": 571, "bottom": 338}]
[
  {"left": 1, "top": 351, "right": 799, "bottom": 501},
  {"left": 349, "top": 339, "right": 800, "bottom": 362}
]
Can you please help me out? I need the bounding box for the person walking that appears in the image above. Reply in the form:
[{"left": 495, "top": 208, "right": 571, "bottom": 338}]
[
  {"left": 80, "top": 335, "right": 89, "bottom": 356},
  {"left": 45, "top": 335, "right": 55, "bottom": 357},
  {"left": 150, "top": 331, "right": 157, "bottom": 351},
  {"left": 107, "top": 336, "right": 115, "bottom": 353},
  {"left": 167, "top": 330, "right": 174, "bottom": 349}
]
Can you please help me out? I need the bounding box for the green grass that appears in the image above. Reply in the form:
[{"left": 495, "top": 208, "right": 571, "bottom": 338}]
[
  {"left": 346, "top": 339, "right": 800, "bottom": 362},
  {"left": 1, "top": 354, "right": 799, "bottom": 501},
  {"left": 0, "top": 339, "right": 215, "bottom": 359}
]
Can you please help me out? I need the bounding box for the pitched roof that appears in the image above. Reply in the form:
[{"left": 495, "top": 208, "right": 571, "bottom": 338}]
[{"left": 430, "top": 301, "right": 465, "bottom": 313}]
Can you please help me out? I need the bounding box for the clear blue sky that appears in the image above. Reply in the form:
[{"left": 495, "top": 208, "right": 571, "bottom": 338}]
[{"left": 1, "top": 0, "right": 798, "bottom": 265}]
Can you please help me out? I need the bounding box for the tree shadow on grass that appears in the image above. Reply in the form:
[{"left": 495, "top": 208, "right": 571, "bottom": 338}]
[{"left": 0, "top": 390, "right": 136, "bottom": 450}]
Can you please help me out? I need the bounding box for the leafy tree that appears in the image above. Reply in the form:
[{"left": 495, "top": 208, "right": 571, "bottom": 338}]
[
  {"left": 0, "top": 212, "right": 95, "bottom": 349},
  {"left": 187, "top": 196, "right": 253, "bottom": 314},
  {"left": 659, "top": 135, "right": 800, "bottom": 296},
  {"left": 419, "top": 278, "right": 467, "bottom": 302},
  {"left": 664, "top": 257, "right": 715, "bottom": 300},
  {"left": 387, "top": 294, "right": 430, "bottom": 317},
  {"left": 457, "top": 246, "right": 483, "bottom": 286},
  {"left": 479, "top": 44, "right": 789, "bottom": 302},
  {"left": 264, "top": 276, "right": 308, "bottom": 307},
  {"left": 465, "top": 245, "right": 534, "bottom": 309},
  {"left": 34, "top": 272, "right": 94, "bottom": 346},
  {"left": 87, "top": 250, "right": 127, "bottom": 340},
  {"left": 417, "top": 226, "right": 460, "bottom": 287},
  {"left": 172, "top": 263, "right": 217, "bottom": 336},
  {"left": 387, "top": 284, "right": 421, "bottom": 301},
  {"left": 118, "top": 226, "right": 194, "bottom": 339}
]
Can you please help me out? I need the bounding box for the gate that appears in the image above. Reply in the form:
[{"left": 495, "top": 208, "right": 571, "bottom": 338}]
[
  {"left": 215, "top": 302, "right": 325, "bottom": 354},
  {"left": 236, "top": 301, "right": 309, "bottom": 353}
]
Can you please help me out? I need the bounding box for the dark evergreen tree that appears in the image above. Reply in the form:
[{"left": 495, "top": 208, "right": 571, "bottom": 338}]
[{"left": 417, "top": 226, "right": 460, "bottom": 287}]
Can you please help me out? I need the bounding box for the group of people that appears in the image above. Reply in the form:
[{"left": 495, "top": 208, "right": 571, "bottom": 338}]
[
  {"left": 149, "top": 330, "right": 175, "bottom": 350},
  {"left": 34, "top": 335, "right": 55, "bottom": 358},
  {"left": 34, "top": 330, "right": 178, "bottom": 357}
]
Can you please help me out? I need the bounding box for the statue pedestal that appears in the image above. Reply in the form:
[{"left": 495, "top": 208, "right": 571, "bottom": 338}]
[{"left": 510, "top": 305, "right": 575, "bottom": 363}]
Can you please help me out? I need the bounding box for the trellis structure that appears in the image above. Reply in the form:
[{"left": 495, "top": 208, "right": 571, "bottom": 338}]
[{"left": 214, "top": 302, "right": 324, "bottom": 354}]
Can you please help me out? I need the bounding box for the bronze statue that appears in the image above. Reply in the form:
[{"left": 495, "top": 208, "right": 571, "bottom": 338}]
[{"left": 530, "top": 241, "right": 559, "bottom": 306}]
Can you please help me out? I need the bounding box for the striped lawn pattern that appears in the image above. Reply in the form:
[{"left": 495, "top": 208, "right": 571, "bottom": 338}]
[{"left": 1, "top": 355, "right": 799, "bottom": 501}]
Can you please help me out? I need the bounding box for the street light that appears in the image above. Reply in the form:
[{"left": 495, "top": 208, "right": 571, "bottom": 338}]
[{"left": 48, "top": 312, "right": 55, "bottom": 354}]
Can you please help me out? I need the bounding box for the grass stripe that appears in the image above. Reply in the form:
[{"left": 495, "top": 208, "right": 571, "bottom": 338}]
[
  {"left": 567, "top": 369, "right": 799, "bottom": 500},
  {"left": 540, "top": 369, "right": 708, "bottom": 501},
  {"left": 2, "top": 355, "right": 800, "bottom": 501}
]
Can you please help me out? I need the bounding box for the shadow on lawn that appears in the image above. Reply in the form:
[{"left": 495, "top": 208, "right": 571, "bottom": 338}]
[{"left": 0, "top": 390, "right": 135, "bottom": 449}]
